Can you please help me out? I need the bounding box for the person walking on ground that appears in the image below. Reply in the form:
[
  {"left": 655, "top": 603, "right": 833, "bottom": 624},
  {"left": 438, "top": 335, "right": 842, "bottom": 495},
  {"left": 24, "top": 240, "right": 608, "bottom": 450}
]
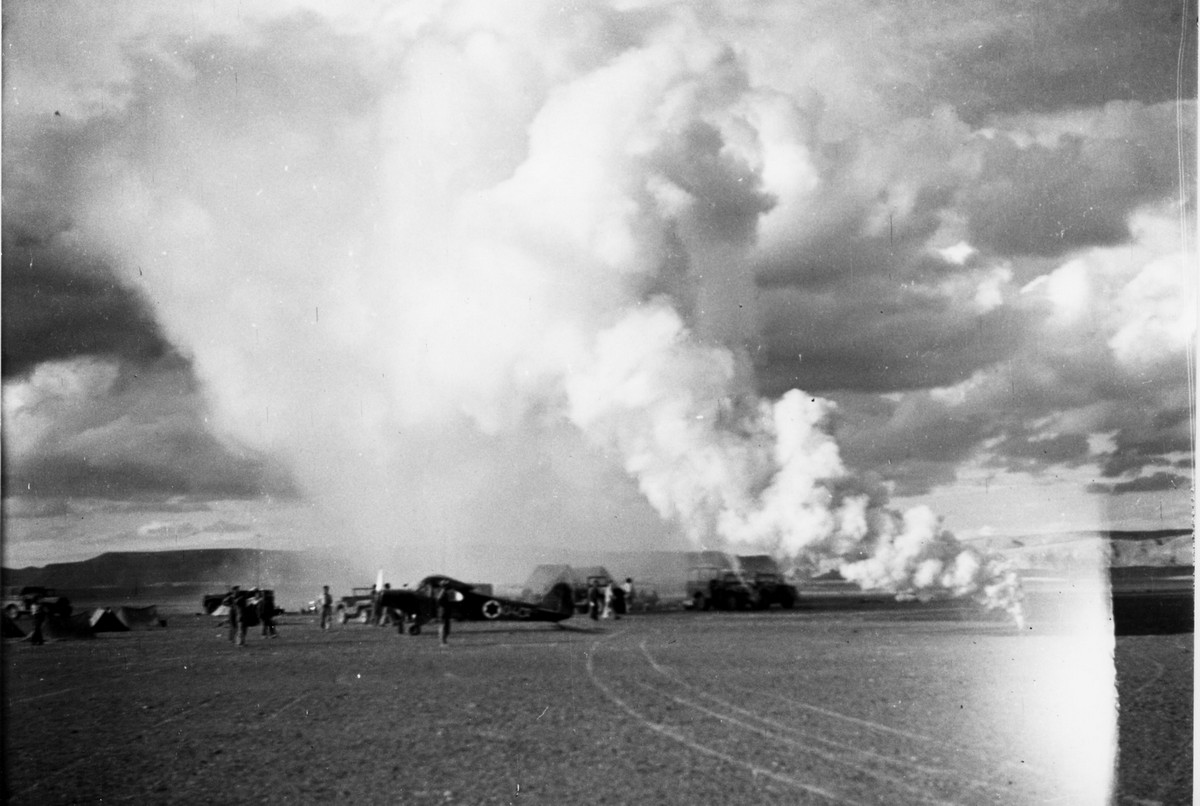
[
  {"left": 370, "top": 584, "right": 381, "bottom": 626},
  {"left": 435, "top": 579, "right": 455, "bottom": 646},
  {"left": 258, "top": 589, "right": 278, "bottom": 638},
  {"left": 319, "top": 585, "right": 334, "bottom": 630},
  {"left": 28, "top": 595, "right": 46, "bottom": 645},
  {"left": 602, "top": 581, "right": 615, "bottom": 619},
  {"left": 622, "top": 578, "right": 635, "bottom": 612}
]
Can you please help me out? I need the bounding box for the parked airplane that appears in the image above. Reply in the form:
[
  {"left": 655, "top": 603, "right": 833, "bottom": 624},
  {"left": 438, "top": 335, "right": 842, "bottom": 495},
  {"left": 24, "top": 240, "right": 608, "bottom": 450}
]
[{"left": 379, "top": 574, "right": 574, "bottom": 634}]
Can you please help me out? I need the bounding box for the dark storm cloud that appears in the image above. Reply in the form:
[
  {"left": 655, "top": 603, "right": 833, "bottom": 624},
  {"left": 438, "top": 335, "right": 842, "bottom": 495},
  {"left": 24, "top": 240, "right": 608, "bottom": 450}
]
[
  {"left": 757, "top": 283, "right": 1030, "bottom": 395},
  {"left": 933, "top": 0, "right": 1196, "bottom": 123},
  {"left": 4, "top": 430, "right": 297, "bottom": 499},
  {"left": 1100, "top": 410, "right": 1194, "bottom": 478},
  {"left": 962, "top": 114, "right": 1188, "bottom": 259},
  {"left": 985, "top": 431, "right": 1091, "bottom": 472},
  {"left": 1, "top": 239, "right": 300, "bottom": 502},
  {"left": 1087, "top": 471, "right": 1191, "bottom": 495},
  {"left": 2, "top": 238, "right": 173, "bottom": 377}
]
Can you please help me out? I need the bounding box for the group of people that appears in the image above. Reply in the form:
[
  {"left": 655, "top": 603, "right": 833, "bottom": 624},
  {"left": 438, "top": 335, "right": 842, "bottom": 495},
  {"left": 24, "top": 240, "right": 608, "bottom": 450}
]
[
  {"left": 587, "top": 577, "right": 635, "bottom": 621},
  {"left": 370, "top": 583, "right": 404, "bottom": 628},
  {"left": 220, "top": 586, "right": 278, "bottom": 646},
  {"left": 315, "top": 581, "right": 455, "bottom": 645},
  {"left": 231, "top": 575, "right": 636, "bottom": 647}
]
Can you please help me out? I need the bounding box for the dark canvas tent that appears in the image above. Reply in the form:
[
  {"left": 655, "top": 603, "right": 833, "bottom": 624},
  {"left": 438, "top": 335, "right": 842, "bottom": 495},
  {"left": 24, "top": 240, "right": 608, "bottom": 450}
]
[
  {"left": 2, "top": 613, "right": 25, "bottom": 638},
  {"left": 116, "top": 605, "right": 165, "bottom": 629},
  {"left": 88, "top": 608, "right": 130, "bottom": 633},
  {"left": 41, "top": 613, "right": 95, "bottom": 641}
]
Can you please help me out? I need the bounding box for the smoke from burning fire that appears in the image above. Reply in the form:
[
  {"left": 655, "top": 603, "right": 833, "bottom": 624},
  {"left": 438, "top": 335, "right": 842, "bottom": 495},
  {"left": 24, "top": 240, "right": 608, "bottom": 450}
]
[{"left": 566, "top": 303, "right": 1025, "bottom": 621}]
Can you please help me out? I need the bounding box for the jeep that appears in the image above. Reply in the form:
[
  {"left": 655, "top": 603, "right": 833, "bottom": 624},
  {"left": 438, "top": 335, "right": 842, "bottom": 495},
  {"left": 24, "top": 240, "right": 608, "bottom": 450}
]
[{"left": 336, "top": 587, "right": 378, "bottom": 624}]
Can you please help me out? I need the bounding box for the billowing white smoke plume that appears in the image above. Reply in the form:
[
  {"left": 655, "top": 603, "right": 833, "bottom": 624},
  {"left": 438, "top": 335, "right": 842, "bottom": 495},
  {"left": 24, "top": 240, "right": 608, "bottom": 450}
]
[
  {"left": 565, "top": 303, "right": 1024, "bottom": 621},
  {"left": 34, "top": 2, "right": 1024, "bottom": 616}
]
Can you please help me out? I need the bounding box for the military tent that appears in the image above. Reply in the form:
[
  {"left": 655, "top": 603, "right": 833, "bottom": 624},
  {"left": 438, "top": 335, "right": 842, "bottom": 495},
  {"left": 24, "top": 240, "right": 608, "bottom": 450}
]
[
  {"left": 41, "top": 613, "right": 95, "bottom": 641},
  {"left": 2, "top": 613, "right": 24, "bottom": 638},
  {"left": 116, "top": 605, "right": 165, "bottom": 629},
  {"left": 88, "top": 608, "right": 130, "bottom": 633},
  {"left": 521, "top": 564, "right": 576, "bottom": 599}
]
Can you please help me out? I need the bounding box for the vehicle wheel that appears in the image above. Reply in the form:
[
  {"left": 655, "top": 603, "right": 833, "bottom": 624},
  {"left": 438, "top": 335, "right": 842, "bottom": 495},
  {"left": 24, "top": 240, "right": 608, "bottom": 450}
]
[
  {"left": 408, "top": 623, "right": 421, "bottom": 636},
  {"left": 338, "top": 610, "right": 348, "bottom": 624},
  {"left": 4, "top": 604, "right": 18, "bottom": 620}
]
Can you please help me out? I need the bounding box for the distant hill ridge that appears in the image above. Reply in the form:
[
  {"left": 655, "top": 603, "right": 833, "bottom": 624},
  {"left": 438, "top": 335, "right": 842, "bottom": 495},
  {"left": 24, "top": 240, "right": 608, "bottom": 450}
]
[
  {"left": 2, "top": 549, "right": 316, "bottom": 591},
  {"left": 4, "top": 528, "right": 1191, "bottom": 591}
]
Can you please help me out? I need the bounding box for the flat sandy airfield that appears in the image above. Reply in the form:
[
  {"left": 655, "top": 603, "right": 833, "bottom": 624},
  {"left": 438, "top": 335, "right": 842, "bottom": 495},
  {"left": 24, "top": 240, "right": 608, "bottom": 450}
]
[{"left": 3, "top": 593, "right": 1190, "bottom": 805}]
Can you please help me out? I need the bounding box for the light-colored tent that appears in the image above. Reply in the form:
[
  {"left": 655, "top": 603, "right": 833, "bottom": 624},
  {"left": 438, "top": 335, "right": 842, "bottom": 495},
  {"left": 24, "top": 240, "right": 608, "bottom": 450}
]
[
  {"left": 521, "top": 564, "right": 576, "bottom": 599},
  {"left": 88, "top": 608, "right": 130, "bottom": 633},
  {"left": 116, "top": 605, "right": 165, "bottom": 629}
]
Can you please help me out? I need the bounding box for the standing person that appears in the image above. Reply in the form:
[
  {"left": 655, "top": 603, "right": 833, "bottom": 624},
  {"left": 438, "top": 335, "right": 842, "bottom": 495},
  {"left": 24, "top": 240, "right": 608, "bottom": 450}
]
[
  {"left": 319, "top": 585, "right": 334, "bottom": 630},
  {"left": 258, "top": 589, "right": 278, "bottom": 638},
  {"left": 602, "top": 581, "right": 615, "bottom": 619},
  {"left": 434, "top": 579, "right": 454, "bottom": 646},
  {"left": 611, "top": 582, "right": 626, "bottom": 619},
  {"left": 587, "top": 581, "right": 602, "bottom": 621},
  {"left": 223, "top": 585, "right": 248, "bottom": 646},
  {"left": 378, "top": 583, "right": 395, "bottom": 627},
  {"left": 28, "top": 595, "right": 45, "bottom": 646},
  {"left": 622, "top": 578, "right": 635, "bottom": 612},
  {"left": 370, "top": 584, "right": 381, "bottom": 626}
]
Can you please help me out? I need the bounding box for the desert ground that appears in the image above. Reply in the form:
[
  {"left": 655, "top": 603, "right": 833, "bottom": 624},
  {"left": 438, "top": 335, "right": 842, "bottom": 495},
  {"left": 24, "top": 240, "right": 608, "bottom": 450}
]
[{"left": 3, "top": 594, "right": 1191, "bottom": 805}]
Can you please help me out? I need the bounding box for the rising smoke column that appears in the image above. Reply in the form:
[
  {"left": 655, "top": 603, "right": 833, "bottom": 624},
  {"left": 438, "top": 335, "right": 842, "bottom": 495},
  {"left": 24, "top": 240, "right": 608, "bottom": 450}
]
[{"left": 565, "top": 303, "right": 1026, "bottom": 622}]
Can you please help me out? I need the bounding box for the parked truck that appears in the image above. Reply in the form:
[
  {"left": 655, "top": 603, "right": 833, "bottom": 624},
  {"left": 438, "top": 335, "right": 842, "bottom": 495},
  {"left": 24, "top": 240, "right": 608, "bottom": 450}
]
[
  {"left": 684, "top": 565, "right": 753, "bottom": 611},
  {"left": 3, "top": 586, "right": 72, "bottom": 620},
  {"left": 737, "top": 555, "right": 799, "bottom": 609}
]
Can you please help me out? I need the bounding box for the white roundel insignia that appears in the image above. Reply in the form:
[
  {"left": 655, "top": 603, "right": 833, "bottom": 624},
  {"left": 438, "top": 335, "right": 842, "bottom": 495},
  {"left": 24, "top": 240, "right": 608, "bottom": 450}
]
[{"left": 482, "top": 599, "right": 501, "bottom": 619}]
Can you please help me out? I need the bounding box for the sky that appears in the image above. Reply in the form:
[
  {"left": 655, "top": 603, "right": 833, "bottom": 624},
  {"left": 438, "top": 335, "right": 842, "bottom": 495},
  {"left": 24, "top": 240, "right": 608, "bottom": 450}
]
[{"left": 2, "top": 0, "right": 1195, "bottom": 589}]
